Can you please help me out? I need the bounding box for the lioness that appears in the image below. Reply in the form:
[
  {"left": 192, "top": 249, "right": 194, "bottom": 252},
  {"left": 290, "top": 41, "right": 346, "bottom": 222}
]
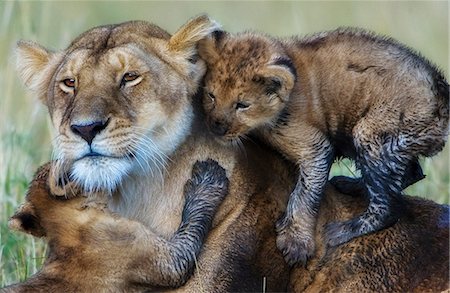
[
  {"left": 14, "top": 16, "right": 293, "bottom": 291},
  {"left": 197, "top": 29, "right": 449, "bottom": 264},
  {"left": 13, "top": 15, "right": 449, "bottom": 292},
  {"left": 4, "top": 160, "right": 229, "bottom": 292}
]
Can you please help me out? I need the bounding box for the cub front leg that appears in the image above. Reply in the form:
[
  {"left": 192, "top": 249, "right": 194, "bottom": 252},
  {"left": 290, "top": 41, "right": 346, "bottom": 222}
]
[
  {"left": 276, "top": 132, "right": 333, "bottom": 266},
  {"left": 131, "top": 159, "right": 229, "bottom": 288}
]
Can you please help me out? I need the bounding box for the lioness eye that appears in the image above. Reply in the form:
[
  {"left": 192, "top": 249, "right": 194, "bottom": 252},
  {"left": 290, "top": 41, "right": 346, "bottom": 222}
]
[
  {"left": 236, "top": 102, "right": 250, "bottom": 110},
  {"left": 62, "top": 78, "right": 75, "bottom": 88},
  {"left": 121, "top": 72, "right": 140, "bottom": 87}
]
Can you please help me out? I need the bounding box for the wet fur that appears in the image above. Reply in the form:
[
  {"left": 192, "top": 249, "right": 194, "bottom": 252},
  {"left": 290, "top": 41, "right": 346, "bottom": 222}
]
[
  {"left": 4, "top": 160, "right": 229, "bottom": 292},
  {"left": 199, "top": 28, "right": 449, "bottom": 265}
]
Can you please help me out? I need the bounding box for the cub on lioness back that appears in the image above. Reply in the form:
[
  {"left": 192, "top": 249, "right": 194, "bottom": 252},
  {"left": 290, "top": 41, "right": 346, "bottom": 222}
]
[
  {"left": 198, "top": 28, "right": 449, "bottom": 265},
  {"left": 3, "top": 160, "right": 228, "bottom": 292}
]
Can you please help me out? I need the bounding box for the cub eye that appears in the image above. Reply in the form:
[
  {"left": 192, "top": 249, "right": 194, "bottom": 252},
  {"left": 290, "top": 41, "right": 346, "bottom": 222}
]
[
  {"left": 121, "top": 72, "right": 141, "bottom": 87},
  {"left": 236, "top": 102, "right": 250, "bottom": 110},
  {"left": 207, "top": 92, "right": 216, "bottom": 102},
  {"left": 62, "top": 78, "right": 75, "bottom": 88}
]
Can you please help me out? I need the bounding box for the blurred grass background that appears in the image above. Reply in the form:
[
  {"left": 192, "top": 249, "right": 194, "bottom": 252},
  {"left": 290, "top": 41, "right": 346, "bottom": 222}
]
[{"left": 0, "top": 0, "right": 448, "bottom": 286}]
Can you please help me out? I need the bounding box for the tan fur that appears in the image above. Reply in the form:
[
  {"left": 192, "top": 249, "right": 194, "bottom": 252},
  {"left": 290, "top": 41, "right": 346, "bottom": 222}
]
[
  {"left": 12, "top": 17, "right": 449, "bottom": 292},
  {"left": 290, "top": 186, "right": 449, "bottom": 293},
  {"left": 6, "top": 164, "right": 152, "bottom": 292},
  {"left": 4, "top": 161, "right": 230, "bottom": 292},
  {"left": 13, "top": 17, "right": 291, "bottom": 291}
]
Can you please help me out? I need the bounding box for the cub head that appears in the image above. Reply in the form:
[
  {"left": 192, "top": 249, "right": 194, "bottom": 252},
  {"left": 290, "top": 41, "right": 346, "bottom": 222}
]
[
  {"left": 198, "top": 32, "right": 296, "bottom": 143},
  {"left": 16, "top": 16, "right": 220, "bottom": 193},
  {"left": 8, "top": 163, "right": 83, "bottom": 238}
]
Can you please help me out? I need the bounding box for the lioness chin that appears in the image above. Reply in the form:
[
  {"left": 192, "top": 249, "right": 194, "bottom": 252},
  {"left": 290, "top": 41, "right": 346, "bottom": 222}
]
[{"left": 13, "top": 15, "right": 449, "bottom": 292}]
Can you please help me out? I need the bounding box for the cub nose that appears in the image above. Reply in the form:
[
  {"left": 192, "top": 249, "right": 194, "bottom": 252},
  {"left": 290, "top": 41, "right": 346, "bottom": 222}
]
[
  {"left": 70, "top": 120, "right": 109, "bottom": 145},
  {"left": 210, "top": 120, "right": 229, "bottom": 136}
]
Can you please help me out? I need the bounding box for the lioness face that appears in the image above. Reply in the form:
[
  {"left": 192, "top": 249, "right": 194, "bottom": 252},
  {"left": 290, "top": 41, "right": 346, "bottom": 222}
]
[
  {"left": 198, "top": 32, "right": 296, "bottom": 143},
  {"left": 16, "top": 17, "right": 219, "bottom": 192},
  {"left": 49, "top": 45, "right": 192, "bottom": 193}
]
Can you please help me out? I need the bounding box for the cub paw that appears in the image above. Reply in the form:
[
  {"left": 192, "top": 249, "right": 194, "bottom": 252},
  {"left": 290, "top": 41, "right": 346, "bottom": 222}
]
[
  {"left": 329, "top": 176, "right": 365, "bottom": 197},
  {"left": 48, "top": 165, "right": 81, "bottom": 199},
  {"left": 184, "top": 159, "right": 229, "bottom": 205},
  {"left": 276, "top": 218, "right": 315, "bottom": 267}
]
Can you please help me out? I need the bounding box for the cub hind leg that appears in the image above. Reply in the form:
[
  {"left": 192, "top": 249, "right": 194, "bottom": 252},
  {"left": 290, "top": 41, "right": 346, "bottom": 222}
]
[
  {"left": 276, "top": 130, "right": 333, "bottom": 266},
  {"left": 325, "top": 129, "right": 419, "bottom": 246}
]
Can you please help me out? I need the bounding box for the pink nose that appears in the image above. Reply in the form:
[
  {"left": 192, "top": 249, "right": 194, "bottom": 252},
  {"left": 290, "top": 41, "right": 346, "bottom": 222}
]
[{"left": 70, "top": 120, "right": 108, "bottom": 145}]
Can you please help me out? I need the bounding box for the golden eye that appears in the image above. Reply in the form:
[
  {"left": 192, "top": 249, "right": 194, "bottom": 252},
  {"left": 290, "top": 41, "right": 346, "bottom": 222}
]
[
  {"left": 121, "top": 72, "right": 140, "bottom": 86},
  {"left": 62, "top": 78, "right": 75, "bottom": 88}
]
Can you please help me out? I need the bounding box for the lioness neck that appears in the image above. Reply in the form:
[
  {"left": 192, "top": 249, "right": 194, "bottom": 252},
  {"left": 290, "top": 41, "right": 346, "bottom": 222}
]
[{"left": 109, "top": 103, "right": 196, "bottom": 238}]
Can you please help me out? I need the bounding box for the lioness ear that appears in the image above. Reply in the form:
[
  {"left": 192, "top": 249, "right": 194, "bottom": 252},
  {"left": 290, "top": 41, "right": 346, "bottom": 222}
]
[
  {"left": 168, "top": 15, "right": 221, "bottom": 62},
  {"left": 8, "top": 202, "right": 46, "bottom": 238},
  {"left": 255, "top": 57, "right": 296, "bottom": 103},
  {"left": 15, "top": 40, "right": 62, "bottom": 105}
]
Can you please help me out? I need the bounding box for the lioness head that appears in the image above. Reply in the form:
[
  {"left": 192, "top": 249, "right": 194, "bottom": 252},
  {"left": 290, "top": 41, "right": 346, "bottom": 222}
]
[
  {"left": 16, "top": 16, "right": 219, "bottom": 192},
  {"left": 198, "top": 32, "right": 296, "bottom": 143}
]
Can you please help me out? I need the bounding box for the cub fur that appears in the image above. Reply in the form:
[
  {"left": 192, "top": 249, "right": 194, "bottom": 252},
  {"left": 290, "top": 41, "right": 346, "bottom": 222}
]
[
  {"left": 199, "top": 28, "right": 449, "bottom": 265},
  {"left": 4, "top": 160, "right": 229, "bottom": 292}
]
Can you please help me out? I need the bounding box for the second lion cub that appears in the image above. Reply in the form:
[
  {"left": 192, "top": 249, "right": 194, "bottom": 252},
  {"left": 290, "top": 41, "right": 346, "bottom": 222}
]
[
  {"left": 198, "top": 28, "right": 449, "bottom": 265},
  {"left": 4, "top": 160, "right": 228, "bottom": 292}
]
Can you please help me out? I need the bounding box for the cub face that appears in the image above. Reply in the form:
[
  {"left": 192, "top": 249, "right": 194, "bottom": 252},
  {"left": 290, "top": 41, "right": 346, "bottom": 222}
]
[
  {"left": 198, "top": 32, "right": 296, "bottom": 143},
  {"left": 16, "top": 17, "right": 219, "bottom": 193}
]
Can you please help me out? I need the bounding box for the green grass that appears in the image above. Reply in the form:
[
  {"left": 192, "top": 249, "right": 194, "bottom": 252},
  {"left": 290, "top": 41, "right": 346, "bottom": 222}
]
[{"left": 0, "top": 1, "right": 448, "bottom": 287}]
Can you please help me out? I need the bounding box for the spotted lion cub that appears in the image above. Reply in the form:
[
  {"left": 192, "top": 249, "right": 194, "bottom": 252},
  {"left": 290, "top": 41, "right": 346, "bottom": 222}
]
[
  {"left": 4, "top": 160, "right": 228, "bottom": 292},
  {"left": 198, "top": 29, "right": 449, "bottom": 266}
]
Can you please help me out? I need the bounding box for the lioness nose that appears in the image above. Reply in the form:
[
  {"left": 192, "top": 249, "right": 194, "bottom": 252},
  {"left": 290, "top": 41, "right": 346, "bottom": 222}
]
[
  {"left": 70, "top": 120, "right": 108, "bottom": 145},
  {"left": 210, "top": 120, "right": 229, "bottom": 136}
]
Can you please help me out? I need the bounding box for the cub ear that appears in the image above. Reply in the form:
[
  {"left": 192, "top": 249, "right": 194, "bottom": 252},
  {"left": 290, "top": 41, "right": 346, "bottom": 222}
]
[
  {"left": 8, "top": 202, "right": 46, "bottom": 238},
  {"left": 168, "top": 14, "right": 221, "bottom": 62},
  {"left": 15, "top": 40, "right": 62, "bottom": 105},
  {"left": 198, "top": 30, "right": 228, "bottom": 65},
  {"left": 255, "top": 57, "right": 296, "bottom": 103}
]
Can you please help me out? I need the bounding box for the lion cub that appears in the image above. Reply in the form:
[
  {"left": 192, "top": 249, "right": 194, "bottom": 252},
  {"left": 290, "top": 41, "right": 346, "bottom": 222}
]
[
  {"left": 4, "top": 160, "right": 228, "bottom": 292},
  {"left": 198, "top": 29, "right": 449, "bottom": 265}
]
